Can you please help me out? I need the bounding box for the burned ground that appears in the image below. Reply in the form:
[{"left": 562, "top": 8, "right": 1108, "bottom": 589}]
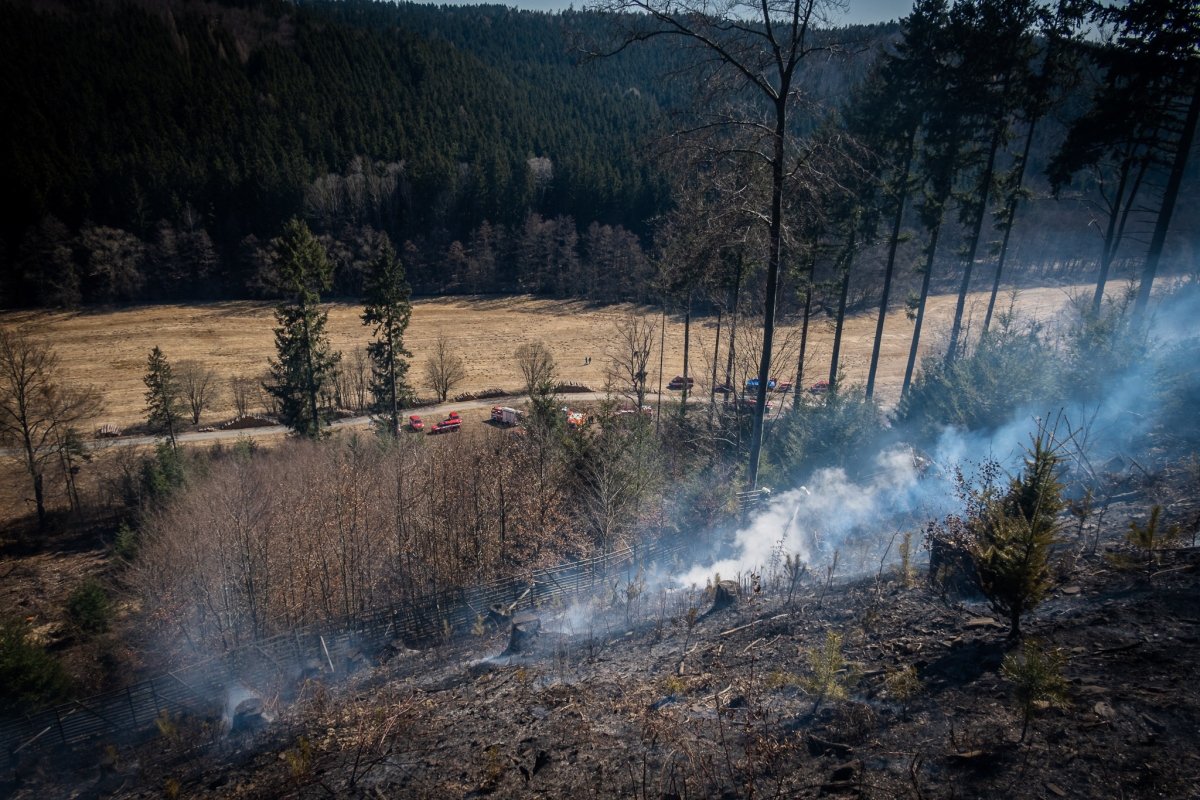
[{"left": 10, "top": 473, "right": 1199, "bottom": 800}]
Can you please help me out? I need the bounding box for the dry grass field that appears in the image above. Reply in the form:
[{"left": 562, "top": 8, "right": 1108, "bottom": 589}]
[{"left": 0, "top": 287, "right": 1083, "bottom": 430}]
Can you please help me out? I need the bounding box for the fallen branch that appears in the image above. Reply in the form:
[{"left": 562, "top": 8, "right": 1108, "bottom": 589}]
[{"left": 720, "top": 613, "right": 788, "bottom": 637}]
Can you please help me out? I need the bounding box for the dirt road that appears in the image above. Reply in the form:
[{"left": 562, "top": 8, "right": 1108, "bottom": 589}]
[{"left": 73, "top": 392, "right": 608, "bottom": 450}]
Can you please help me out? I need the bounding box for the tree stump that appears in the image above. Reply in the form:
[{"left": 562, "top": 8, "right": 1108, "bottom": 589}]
[
  {"left": 503, "top": 612, "right": 541, "bottom": 656},
  {"left": 706, "top": 581, "right": 739, "bottom": 615}
]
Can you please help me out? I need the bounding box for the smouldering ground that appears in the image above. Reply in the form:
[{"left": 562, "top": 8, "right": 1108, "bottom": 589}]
[
  {"left": 0, "top": 287, "right": 1085, "bottom": 430},
  {"left": 16, "top": 463, "right": 1199, "bottom": 799}
]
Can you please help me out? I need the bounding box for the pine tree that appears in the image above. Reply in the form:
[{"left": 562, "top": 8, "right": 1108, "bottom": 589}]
[
  {"left": 944, "top": 0, "right": 1041, "bottom": 364},
  {"left": 899, "top": 0, "right": 972, "bottom": 396},
  {"left": 1048, "top": 0, "right": 1200, "bottom": 316},
  {"left": 984, "top": 0, "right": 1083, "bottom": 330},
  {"left": 362, "top": 239, "right": 413, "bottom": 431},
  {"left": 967, "top": 428, "right": 1069, "bottom": 638},
  {"left": 849, "top": 20, "right": 930, "bottom": 399},
  {"left": 267, "top": 218, "right": 339, "bottom": 438},
  {"left": 1104, "top": 0, "right": 1200, "bottom": 315},
  {"left": 143, "top": 346, "right": 184, "bottom": 449}
]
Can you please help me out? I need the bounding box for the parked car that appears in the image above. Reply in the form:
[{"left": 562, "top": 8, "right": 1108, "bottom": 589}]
[
  {"left": 667, "top": 375, "right": 694, "bottom": 390},
  {"left": 808, "top": 380, "right": 829, "bottom": 394},
  {"left": 407, "top": 414, "right": 424, "bottom": 432},
  {"left": 745, "top": 378, "right": 778, "bottom": 390},
  {"left": 429, "top": 412, "right": 462, "bottom": 434},
  {"left": 774, "top": 381, "right": 794, "bottom": 393}
]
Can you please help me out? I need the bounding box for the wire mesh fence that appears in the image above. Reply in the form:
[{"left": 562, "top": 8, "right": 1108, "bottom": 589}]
[{"left": 2, "top": 537, "right": 683, "bottom": 773}]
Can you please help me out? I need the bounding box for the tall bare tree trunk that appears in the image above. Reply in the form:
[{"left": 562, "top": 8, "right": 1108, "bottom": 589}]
[
  {"left": 1093, "top": 150, "right": 1147, "bottom": 313},
  {"left": 947, "top": 126, "right": 1002, "bottom": 362},
  {"left": 903, "top": 222, "right": 942, "bottom": 395},
  {"left": 747, "top": 107, "right": 786, "bottom": 490},
  {"left": 656, "top": 304, "right": 665, "bottom": 437},
  {"left": 829, "top": 228, "right": 857, "bottom": 389},
  {"left": 794, "top": 249, "right": 817, "bottom": 411},
  {"left": 985, "top": 118, "right": 1035, "bottom": 331},
  {"left": 709, "top": 305, "right": 722, "bottom": 427},
  {"left": 680, "top": 293, "right": 692, "bottom": 413},
  {"left": 866, "top": 129, "right": 916, "bottom": 399},
  {"left": 724, "top": 254, "right": 744, "bottom": 404},
  {"left": 1134, "top": 83, "right": 1200, "bottom": 314}
]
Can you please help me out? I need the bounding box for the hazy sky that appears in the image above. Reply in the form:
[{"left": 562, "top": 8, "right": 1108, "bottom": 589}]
[{"left": 441, "top": 0, "right": 914, "bottom": 25}]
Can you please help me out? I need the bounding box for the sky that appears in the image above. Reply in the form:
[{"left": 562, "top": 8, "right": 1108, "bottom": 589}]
[{"left": 432, "top": 0, "right": 915, "bottom": 25}]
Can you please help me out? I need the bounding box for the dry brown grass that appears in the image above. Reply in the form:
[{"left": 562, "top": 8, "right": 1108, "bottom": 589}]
[{"left": 0, "top": 288, "right": 1081, "bottom": 430}]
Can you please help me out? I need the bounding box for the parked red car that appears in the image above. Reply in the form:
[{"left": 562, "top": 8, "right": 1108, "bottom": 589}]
[
  {"left": 408, "top": 414, "right": 424, "bottom": 432},
  {"left": 429, "top": 412, "right": 462, "bottom": 434}
]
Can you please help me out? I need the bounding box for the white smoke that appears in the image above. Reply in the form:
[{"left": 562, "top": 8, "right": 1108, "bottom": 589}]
[
  {"left": 677, "top": 446, "right": 939, "bottom": 586},
  {"left": 671, "top": 283, "right": 1200, "bottom": 590}
]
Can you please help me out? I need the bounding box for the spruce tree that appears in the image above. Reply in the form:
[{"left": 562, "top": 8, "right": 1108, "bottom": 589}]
[
  {"left": 967, "top": 429, "right": 1069, "bottom": 638},
  {"left": 361, "top": 239, "right": 413, "bottom": 431},
  {"left": 267, "top": 218, "right": 338, "bottom": 439},
  {"left": 143, "top": 346, "right": 184, "bottom": 449}
]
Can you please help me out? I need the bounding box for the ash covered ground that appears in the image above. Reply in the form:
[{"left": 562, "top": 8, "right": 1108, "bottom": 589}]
[{"left": 12, "top": 468, "right": 1200, "bottom": 800}]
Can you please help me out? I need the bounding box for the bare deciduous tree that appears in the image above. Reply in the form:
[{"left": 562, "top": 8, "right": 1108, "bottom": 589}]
[
  {"left": 423, "top": 332, "right": 467, "bottom": 403},
  {"left": 515, "top": 341, "right": 556, "bottom": 398},
  {"left": 177, "top": 360, "right": 218, "bottom": 424},
  {"left": 583, "top": 0, "right": 853, "bottom": 488},
  {"left": 606, "top": 314, "right": 656, "bottom": 411},
  {"left": 515, "top": 340, "right": 559, "bottom": 428},
  {"left": 0, "top": 329, "right": 102, "bottom": 530},
  {"left": 229, "top": 374, "right": 257, "bottom": 417},
  {"left": 347, "top": 347, "right": 370, "bottom": 412}
]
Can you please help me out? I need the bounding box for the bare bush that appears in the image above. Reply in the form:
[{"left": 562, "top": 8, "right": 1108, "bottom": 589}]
[
  {"left": 229, "top": 375, "right": 257, "bottom": 417},
  {"left": 134, "top": 430, "right": 584, "bottom": 659}
]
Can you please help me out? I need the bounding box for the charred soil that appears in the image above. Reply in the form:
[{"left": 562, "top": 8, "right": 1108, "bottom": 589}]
[{"left": 10, "top": 475, "right": 1200, "bottom": 799}]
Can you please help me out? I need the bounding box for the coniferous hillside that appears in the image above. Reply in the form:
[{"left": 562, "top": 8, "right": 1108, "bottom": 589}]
[{"left": 0, "top": 0, "right": 674, "bottom": 304}]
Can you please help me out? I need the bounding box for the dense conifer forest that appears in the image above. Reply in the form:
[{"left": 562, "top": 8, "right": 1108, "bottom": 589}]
[
  {"left": 0, "top": 0, "right": 683, "bottom": 303},
  {"left": 2, "top": 0, "right": 1197, "bottom": 313}
]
